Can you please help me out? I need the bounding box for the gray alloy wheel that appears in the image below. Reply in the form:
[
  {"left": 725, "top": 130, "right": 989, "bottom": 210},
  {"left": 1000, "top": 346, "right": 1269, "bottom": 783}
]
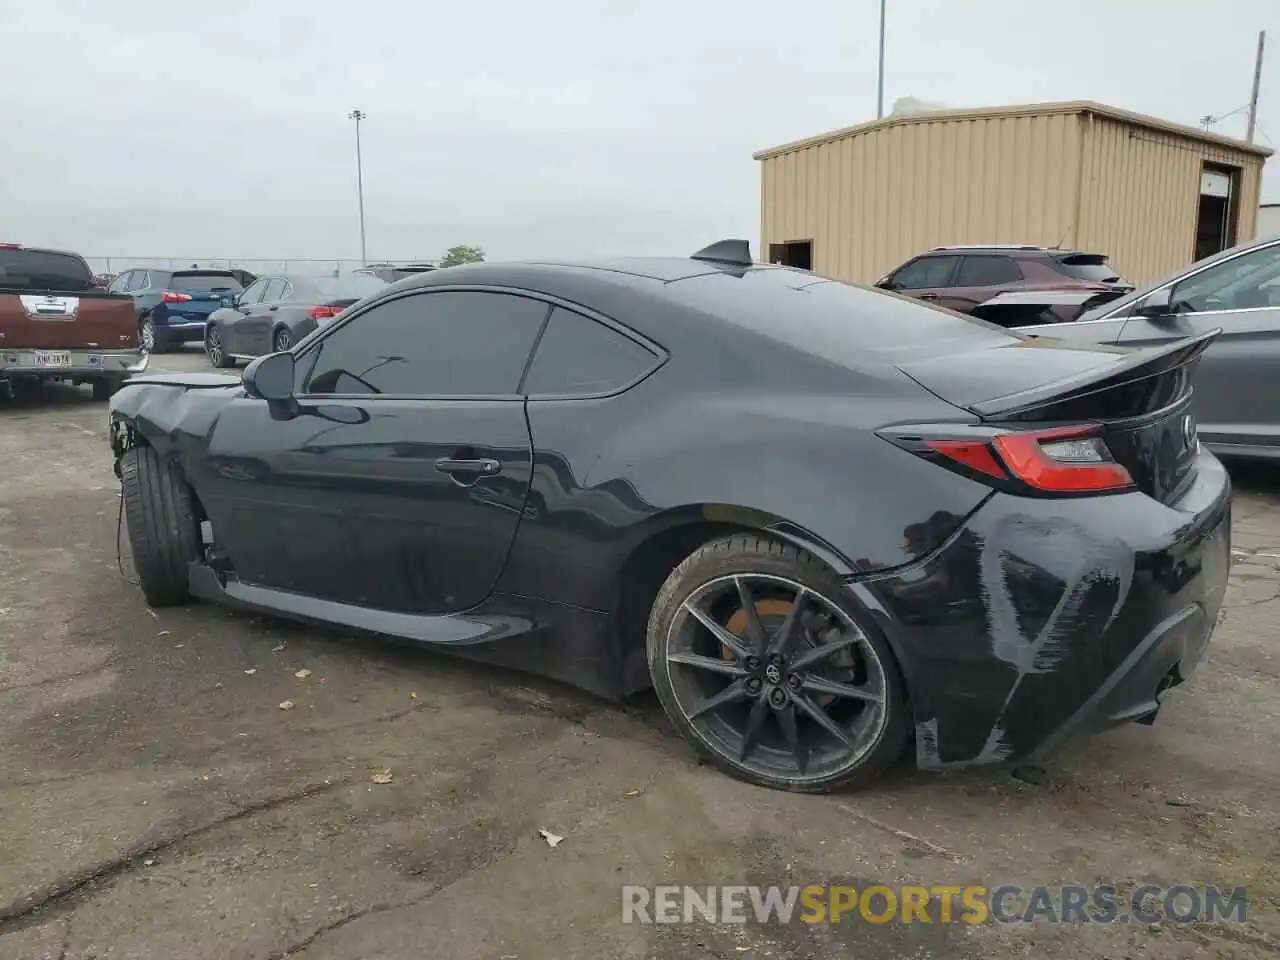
[
  {"left": 206, "top": 326, "right": 234, "bottom": 368},
  {"left": 139, "top": 316, "right": 159, "bottom": 353},
  {"left": 647, "top": 534, "right": 909, "bottom": 792},
  {"left": 273, "top": 328, "right": 292, "bottom": 352},
  {"left": 119, "top": 445, "right": 201, "bottom": 607}
]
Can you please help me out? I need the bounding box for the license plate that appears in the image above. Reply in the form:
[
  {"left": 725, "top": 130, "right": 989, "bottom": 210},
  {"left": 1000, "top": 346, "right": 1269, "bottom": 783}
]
[{"left": 28, "top": 351, "right": 71, "bottom": 367}]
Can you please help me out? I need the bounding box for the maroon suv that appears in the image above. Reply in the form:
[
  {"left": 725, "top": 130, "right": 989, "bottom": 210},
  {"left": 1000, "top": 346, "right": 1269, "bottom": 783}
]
[{"left": 874, "top": 244, "right": 1134, "bottom": 326}]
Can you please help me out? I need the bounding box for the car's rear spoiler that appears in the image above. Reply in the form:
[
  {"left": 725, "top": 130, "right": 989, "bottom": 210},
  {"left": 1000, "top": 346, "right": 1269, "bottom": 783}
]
[
  {"left": 978, "top": 290, "right": 1116, "bottom": 308},
  {"left": 968, "top": 328, "right": 1221, "bottom": 418}
]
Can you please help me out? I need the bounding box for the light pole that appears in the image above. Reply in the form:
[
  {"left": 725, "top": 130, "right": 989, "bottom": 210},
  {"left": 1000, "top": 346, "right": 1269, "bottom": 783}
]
[
  {"left": 876, "top": 0, "right": 887, "bottom": 120},
  {"left": 348, "top": 109, "right": 367, "bottom": 265}
]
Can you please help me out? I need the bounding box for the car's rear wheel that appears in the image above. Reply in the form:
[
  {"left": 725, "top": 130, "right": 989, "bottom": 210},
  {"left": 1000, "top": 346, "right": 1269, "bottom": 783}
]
[
  {"left": 92, "top": 377, "right": 123, "bottom": 401},
  {"left": 273, "top": 328, "right": 292, "bottom": 352},
  {"left": 205, "top": 326, "right": 235, "bottom": 368},
  {"left": 647, "top": 534, "right": 908, "bottom": 792},
  {"left": 120, "top": 445, "right": 200, "bottom": 607},
  {"left": 139, "top": 316, "right": 165, "bottom": 354}
]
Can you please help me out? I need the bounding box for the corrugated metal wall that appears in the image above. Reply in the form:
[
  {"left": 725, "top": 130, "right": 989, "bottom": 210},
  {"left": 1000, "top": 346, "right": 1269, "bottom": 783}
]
[
  {"left": 759, "top": 109, "right": 1267, "bottom": 286},
  {"left": 1076, "top": 116, "right": 1263, "bottom": 282}
]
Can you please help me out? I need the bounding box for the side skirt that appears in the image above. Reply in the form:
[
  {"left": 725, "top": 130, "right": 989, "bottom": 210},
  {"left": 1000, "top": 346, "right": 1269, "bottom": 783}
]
[{"left": 188, "top": 563, "right": 627, "bottom": 698}]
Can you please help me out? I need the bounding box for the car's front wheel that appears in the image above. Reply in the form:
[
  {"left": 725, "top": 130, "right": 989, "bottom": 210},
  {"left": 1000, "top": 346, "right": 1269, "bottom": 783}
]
[
  {"left": 647, "top": 534, "right": 909, "bottom": 792},
  {"left": 205, "top": 326, "right": 235, "bottom": 368},
  {"left": 119, "top": 445, "right": 201, "bottom": 607}
]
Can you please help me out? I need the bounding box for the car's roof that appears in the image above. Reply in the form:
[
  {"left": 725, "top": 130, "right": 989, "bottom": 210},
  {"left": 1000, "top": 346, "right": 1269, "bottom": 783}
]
[{"left": 387, "top": 256, "right": 1017, "bottom": 372}]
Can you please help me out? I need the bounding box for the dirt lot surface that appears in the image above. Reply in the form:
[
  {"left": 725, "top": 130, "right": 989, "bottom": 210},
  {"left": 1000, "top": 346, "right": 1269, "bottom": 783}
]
[{"left": 1, "top": 349, "right": 1278, "bottom": 960}]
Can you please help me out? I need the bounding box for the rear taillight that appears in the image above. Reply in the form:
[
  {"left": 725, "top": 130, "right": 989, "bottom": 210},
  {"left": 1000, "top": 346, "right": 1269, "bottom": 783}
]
[
  {"left": 308, "top": 305, "right": 343, "bottom": 320},
  {"left": 162, "top": 291, "right": 192, "bottom": 303},
  {"left": 887, "top": 425, "right": 1134, "bottom": 496}
]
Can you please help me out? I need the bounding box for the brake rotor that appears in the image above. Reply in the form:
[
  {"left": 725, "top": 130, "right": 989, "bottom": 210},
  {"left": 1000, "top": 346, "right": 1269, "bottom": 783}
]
[{"left": 722, "top": 598, "right": 794, "bottom": 659}]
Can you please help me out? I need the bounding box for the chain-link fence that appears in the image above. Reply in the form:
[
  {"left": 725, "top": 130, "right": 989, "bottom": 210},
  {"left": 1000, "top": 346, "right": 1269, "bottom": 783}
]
[{"left": 83, "top": 257, "right": 435, "bottom": 279}]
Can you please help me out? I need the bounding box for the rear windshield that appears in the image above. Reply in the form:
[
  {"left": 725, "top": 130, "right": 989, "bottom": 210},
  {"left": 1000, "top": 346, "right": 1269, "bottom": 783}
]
[
  {"left": 169, "top": 272, "right": 244, "bottom": 294},
  {"left": 0, "top": 249, "right": 94, "bottom": 292},
  {"left": 669, "top": 267, "right": 1019, "bottom": 364},
  {"left": 1053, "top": 254, "right": 1124, "bottom": 283},
  {"left": 314, "top": 275, "right": 390, "bottom": 299}
]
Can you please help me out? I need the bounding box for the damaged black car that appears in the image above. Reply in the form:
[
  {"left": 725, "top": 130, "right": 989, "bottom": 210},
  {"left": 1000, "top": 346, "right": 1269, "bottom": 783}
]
[{"left": 107, "top": 241, "right": 1231, "bottom": 792}]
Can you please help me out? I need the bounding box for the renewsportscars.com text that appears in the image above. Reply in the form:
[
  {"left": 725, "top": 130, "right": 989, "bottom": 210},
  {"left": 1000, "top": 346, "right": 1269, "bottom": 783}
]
[{"left": 621, "top": 884, "right": 1248, "bottom": 926}]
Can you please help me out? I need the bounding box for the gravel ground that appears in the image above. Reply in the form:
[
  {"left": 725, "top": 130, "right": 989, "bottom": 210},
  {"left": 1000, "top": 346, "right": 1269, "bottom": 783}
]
[{"left": 1, "top": 348, "right": 1277, "bottom": 960}]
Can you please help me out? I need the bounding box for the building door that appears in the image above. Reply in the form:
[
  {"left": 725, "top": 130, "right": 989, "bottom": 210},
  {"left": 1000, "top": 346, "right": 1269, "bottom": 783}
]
[
  {"left": 768, "top": 241, "right": 813, "bottom": 270},
  {"left": 1194, "top": 165, "right": 1239, "bottom": 261}
]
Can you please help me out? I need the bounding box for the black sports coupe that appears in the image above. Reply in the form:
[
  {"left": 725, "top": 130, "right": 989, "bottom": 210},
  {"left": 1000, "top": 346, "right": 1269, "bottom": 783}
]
[{"left": 107, "top": 241, "right": 1231, "bottom": 792}]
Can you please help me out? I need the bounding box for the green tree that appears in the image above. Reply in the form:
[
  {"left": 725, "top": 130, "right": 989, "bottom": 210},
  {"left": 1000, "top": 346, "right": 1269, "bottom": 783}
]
[{"left": 439, "top": 244, "right": 485, "bottom": 267}]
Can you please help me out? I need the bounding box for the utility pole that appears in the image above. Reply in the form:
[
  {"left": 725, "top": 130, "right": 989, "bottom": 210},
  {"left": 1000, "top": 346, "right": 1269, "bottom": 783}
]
[
  {"left": 1247, "top": 30, "right": 1265, "bottom": 143},
  {"left": 348, "top": 109, "right": 368, "bottom": 265},
  {"left": 876, "top": 0, "right": 887, "bottom": 120}
]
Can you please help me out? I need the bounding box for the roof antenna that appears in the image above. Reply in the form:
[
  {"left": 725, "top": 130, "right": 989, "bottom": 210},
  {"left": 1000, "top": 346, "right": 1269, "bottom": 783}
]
[{"left": 691, "top": 239, "right": 753, "bottom": 266}]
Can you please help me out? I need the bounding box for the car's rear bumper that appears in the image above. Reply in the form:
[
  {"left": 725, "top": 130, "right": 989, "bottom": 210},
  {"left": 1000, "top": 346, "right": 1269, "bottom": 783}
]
[
  {"left": 854, "top": 446, "right": 1232, "bottom": 769},
  {"left": 0, "top": 347, "right": 149, "bottom": 379},
  {"left": 156, "top": 320, "right": 208, "bottom": 343}
]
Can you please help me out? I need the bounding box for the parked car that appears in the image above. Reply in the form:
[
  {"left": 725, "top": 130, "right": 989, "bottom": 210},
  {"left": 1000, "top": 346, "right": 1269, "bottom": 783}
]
[
  {"left": 203, "top": 273, "right": 390, "bottom": 366},
  {"left": 1008, "top": 234, "right": 1280, "bottom": 460},
  {"left": 874, "top": 244, "right": 1134, "bottom": 325},
  {"left": 353, "top": 262, "right": 437, "bottom": 283},
  {"left": 0, "top": 243, "right": 146, "bottom": 400},
  {"left": 107, "top": 240, "right": 1229, "bottom": 793},
  {"left": 107, "top": 268, "right": 245, "bottom": 353}
]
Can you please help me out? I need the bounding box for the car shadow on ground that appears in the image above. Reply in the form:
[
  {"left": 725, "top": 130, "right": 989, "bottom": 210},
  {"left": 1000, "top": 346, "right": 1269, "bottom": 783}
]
[
  {"left": 1221, "top": 457, "right": 1280, "bottom": 497},
  {"left": 0, "top": 379, "right": 103, "bottom": 412}
]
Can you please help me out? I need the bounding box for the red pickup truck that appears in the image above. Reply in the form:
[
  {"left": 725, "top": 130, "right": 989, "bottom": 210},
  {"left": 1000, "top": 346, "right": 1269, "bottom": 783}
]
[{"left": 0, "top": 243, "right": 146, "bottom": 400}]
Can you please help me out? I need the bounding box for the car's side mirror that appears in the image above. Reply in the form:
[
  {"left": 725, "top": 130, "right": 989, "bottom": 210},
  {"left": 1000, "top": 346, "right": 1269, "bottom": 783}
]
[
  {"left": 875, "top": 278, "right": 897, "bottom": 291},
  {"left": 1136, "top": 287, "right": 1175, "bottom": 317},
  {"left": 243, "top": 351, "right": 296, "bottom": 406}
]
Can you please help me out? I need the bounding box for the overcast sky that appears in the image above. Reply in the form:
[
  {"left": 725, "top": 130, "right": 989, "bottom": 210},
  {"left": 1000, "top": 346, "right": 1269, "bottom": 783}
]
[{"left": 1, "top": 0, "right": 1275, "bottom": 265}]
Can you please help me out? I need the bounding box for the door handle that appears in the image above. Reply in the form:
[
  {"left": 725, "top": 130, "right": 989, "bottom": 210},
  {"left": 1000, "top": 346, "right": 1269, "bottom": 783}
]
[
  {"left": 435, "top": 457, "right": 501, "bottom": 485},
  {"left": 918, "top": 293, "right": 939, "bottom": 300}
]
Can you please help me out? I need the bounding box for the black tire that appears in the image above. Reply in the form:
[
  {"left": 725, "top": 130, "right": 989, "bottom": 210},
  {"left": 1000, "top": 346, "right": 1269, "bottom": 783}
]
[
  {"left": 647, "top": 534, "right": 909, "bottom": 792},
  {"left": 92, "top": 377, "right": 123, "bottom": 401},
  {"left": 205, "top": 325, "right": 235, "bottom": 368},
  {"left": 9, "top": 377, "right": 43, "bottom": 399},
  {"left": 273, "top": 327, "right": 293, "bottom": 352},
  {"left": 120, "top": 445, "right": 200, "bottom": 607},
  {"left": 140, "top": 315, "right": 166, "bottom": 354}
]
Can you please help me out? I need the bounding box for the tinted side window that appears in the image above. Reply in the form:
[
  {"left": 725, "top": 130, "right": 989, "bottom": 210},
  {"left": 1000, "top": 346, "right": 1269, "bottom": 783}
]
[
  {"left": 262, "top": 278, "right": 288, "bottom": 302},
  {"left": 956, "top": 256, "right": 1022, "bottom": 286},
  {"left": 522, "top": 307, "right": 659, "bottom": 396},
  {"left": 892, "top": 256, "right": 957, "bottom": 289},
  {"left": 238, "top": 279, "right": 268, "bottom": 305},
  {"left": 108, "top": 271, "right": 133, "bottom": 294},
  {"left": 303, "top": 291, "right": 549, "bottom": 396}
]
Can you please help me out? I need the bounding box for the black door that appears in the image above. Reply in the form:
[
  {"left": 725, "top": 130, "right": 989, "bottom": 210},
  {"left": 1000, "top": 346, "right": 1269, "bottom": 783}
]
[
  {"left": 222, "top": 278, "right": 269, "bottom": 356},
  {"left": 192, "top": 288, "right": 553, "bottom": 614}
]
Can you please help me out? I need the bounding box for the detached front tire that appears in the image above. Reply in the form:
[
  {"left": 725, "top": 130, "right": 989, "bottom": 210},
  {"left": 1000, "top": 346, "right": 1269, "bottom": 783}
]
[
  {"left": 647, "top": 534, "right": 909, "bottom": 792},
  {"left": 120, "top": 445, "right": 200, "bottom": 607}
]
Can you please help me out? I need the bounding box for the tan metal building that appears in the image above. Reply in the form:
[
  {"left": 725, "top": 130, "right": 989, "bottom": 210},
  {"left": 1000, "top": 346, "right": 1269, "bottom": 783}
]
[{"left": 755, "top": 100, "right": 1272, "bottom": 285}]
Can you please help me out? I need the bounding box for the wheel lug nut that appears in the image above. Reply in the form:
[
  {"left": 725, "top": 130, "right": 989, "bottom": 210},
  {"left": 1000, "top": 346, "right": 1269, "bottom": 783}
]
[
  {"left": 787, "top": 675, "right": 802, "bottom": 691},
  {"left": 745, "top": 656, "right": 761, "bottom": 670},
  {"left": 769, "top": 654, "right": 784, "bottom": 667},
  {"left": 745, "top": 677, "right": 763, "bottom": 695},
  {"left": 769, "top": 688, "right": 787, "bottom": 708}
]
